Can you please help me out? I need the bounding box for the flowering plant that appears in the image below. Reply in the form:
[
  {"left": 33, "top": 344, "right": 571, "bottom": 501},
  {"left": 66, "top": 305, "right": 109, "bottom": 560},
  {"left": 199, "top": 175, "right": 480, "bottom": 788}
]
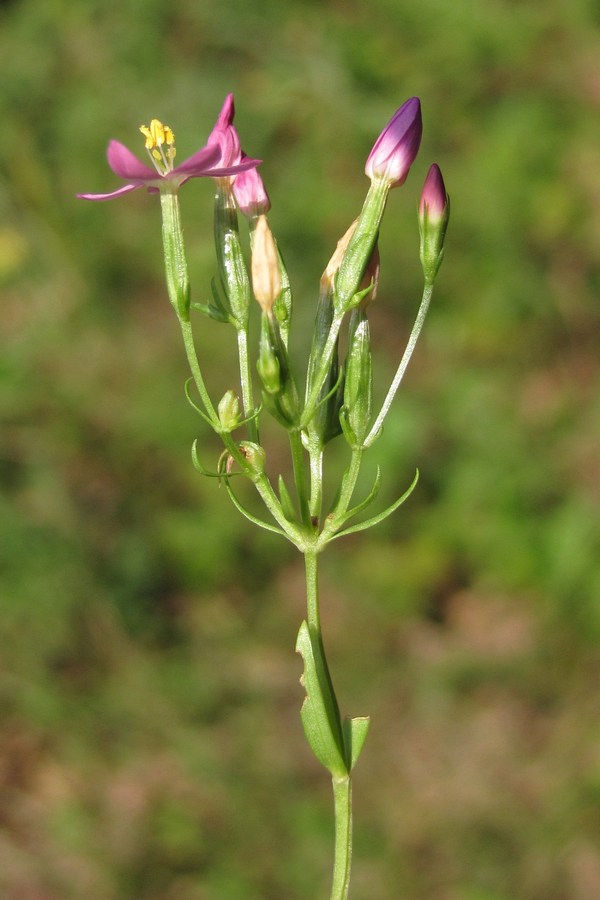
[{"left": 79, "top": 92, "right": 449, "bottom": 899}]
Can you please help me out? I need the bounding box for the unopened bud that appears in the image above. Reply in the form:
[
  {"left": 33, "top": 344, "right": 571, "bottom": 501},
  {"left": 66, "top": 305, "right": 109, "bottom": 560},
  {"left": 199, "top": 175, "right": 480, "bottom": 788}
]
[
  {"left": 419, "top": 163, "right": 450, "bottom": 284},
  {"left": 238, "top": 441, "right": 266, "bottom": 475},
  {"left": 252, "top": 215, "right": 281, "bottom": 314},
  {"left": 320, "top": 220, "right": 358, "bottom": 292},
  {"left": 256, "top": 311, "right": 299, "bottom": 429},
  {"left": 217, "top": 389, "right": 240, "bottom": 432},
  {"left": 365, "top": 97, "right": 422, "bottom": 189},
  {"left": 341, "top": 308, "right": 373, "bottom": 447}
]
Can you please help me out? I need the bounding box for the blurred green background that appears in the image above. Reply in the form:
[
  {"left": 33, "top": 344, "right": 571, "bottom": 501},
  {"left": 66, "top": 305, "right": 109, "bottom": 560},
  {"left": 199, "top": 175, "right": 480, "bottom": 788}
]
[{"left": 1, "top": 0, "right": 600, "bottom": 897}]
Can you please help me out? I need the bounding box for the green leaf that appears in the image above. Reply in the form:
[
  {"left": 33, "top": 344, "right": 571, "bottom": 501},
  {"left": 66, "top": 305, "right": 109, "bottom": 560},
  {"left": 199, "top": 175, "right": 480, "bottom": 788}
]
[
  {"left": 183, "top": 379, "right": 214, "bottom": 427},
  {"left": 278, "top": 475, "right": 297, "bottom": 522},
  {"left": 191, "top": 440, "right": 223, "bottom": 477},
  {"left": 223, "top": 477, "right": 287, "bottom": 537},
  {"left": 331, "top": 469, "right": 419, "bottom": 541},
  {"left": 326, "top": 466, "right": 382, "bottom": 535},
  {"left": 296, "top": 621, "right": 348, "bottom": 778},
  {"left": 342, "top": 716, "right": 370, "bottom": 771}
]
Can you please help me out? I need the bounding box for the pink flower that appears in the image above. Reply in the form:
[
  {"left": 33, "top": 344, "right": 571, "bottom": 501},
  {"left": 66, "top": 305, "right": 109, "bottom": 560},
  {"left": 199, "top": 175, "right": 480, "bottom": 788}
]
[
  {"left": 365, "top": 97, "right": 422, "bottom": 188},
  {"left": 77, "top": 97, "right": 260, "bottom": 202},
  {"left": 233, "top": 162, "right": 271, "bottom": 217}
]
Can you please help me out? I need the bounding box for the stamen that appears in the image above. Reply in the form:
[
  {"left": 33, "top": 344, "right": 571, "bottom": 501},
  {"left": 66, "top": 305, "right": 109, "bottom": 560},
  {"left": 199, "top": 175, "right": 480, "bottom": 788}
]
[{"left": 139, "top": 119, "right": 176, "bottom": 175}]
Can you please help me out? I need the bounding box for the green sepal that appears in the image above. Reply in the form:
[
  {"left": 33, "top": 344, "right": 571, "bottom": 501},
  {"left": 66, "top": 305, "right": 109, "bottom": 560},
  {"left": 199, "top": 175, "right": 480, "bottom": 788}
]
[
  {"left": 343, "top": 716, "right": 370, "bottom": 771},
  {"left": 296, "top": 621, "right": 348, "bottom": 778},
  {"left": 214, "top": 184, "right": 251, "bottom": 328},
  {"left": 159, "top": 190, "right": 191, "bottom": 321}
]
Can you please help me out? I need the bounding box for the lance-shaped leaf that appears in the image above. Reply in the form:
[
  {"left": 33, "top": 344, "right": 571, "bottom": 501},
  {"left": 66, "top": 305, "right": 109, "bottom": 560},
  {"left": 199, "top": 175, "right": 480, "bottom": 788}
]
[
  {"left": 296, "top": 621, "right": 348, "bottom": 778},
  {"left": 330, "top": 469, "right": 419, "bottom": 542},
  {"left": 342, "top": 716, "right": 370, "bottom": 771}
]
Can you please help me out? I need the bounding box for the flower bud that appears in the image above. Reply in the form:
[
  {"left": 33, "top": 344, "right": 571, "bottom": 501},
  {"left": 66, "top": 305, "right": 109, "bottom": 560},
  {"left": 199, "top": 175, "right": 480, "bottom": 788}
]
[
  {"left": 233, "top": 163, "right": 271, "bottom": 218},
  {"left": 341, "top": 308, "right": 373, "bottom": 448},
  {"left": 256, "top": 311, "right": 299, "bottom": 429},
  {"left": 320, "top": 220, "right": 358, "bottom": 293},
  {"left": 217, "top": 389, "right": 240, "bottom": 432},
  {"left": 365, "top": 97, "right": 422, "bottom": 188},
  {"left": 252, "top": 215, "right": 281, "bottom": 314},
  {"left": 213, "top": 182, "right": 251, "bottom": 327},
  {"left": 238, "top": 441, "right": 266, "bottom": 475},
  {"left": 305, "top": 292, "right": 344, "bottom": 449},
  {"left": 418, "top": 163, "right": 450, "bottom": 283}
]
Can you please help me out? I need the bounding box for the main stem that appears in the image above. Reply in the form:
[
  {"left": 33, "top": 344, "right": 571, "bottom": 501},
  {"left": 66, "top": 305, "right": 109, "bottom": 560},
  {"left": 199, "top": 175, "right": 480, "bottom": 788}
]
[{"left": 304, "top": 550, "right": 353, "bottom": 900}]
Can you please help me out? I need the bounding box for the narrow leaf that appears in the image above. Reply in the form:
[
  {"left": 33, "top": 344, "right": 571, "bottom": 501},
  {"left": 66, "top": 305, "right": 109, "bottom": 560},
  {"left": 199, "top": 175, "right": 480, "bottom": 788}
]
[
  {"left": 223, "top": 478, "right": 287, "bottom": 537},
  {"left": 278, "top": 475, "right": 297, "bottom": 522},
  {"left": 331, "top": 469, "right": 419, "bottom": 541},
  {"left": 184, "top": 379, "right": 214, "bottom": 427}
]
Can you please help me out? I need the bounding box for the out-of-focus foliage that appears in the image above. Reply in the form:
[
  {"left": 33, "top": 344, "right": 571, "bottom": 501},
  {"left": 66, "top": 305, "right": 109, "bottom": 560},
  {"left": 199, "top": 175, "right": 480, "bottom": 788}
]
[{"left": 1, "top": 0, "right": 599, "bottom": 897}]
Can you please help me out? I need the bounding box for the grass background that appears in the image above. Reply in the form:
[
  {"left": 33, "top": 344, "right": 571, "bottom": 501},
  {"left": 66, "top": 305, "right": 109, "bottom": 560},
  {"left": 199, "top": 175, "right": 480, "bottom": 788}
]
[{"left": 1, "top": 0, "right": 600, "bottom": 897}]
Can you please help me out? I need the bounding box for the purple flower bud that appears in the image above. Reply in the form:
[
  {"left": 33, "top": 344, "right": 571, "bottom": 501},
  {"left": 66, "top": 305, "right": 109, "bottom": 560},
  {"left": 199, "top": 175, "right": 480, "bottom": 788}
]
[
  {"left": 365, "top": 98, "right": 422, "bottom": 188},
  {"left": 418, "top": 163, "right": 450, "bottom": 283},
  {"left": 233, "top": 162, "right": 271, "bottom": 217},
  {"left": 419, "top": 163, "right": 449, "bottom": 223}
]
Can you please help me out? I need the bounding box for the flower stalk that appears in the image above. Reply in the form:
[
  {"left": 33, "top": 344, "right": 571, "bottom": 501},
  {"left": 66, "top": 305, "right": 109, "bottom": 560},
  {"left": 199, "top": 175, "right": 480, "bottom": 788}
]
[{"left": 78, "top": 93, "right": 449, "bottom": 900}]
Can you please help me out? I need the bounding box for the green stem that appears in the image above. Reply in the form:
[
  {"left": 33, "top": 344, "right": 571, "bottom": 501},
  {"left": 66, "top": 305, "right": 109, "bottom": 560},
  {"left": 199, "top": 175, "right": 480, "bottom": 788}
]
[
  {"left": 331, "top": 776, "right": 353, "bottom": 900},
  {"left": 179, "top": 319, "right": 219, "bottom": 427},
  {"left": 308, "top": 440, "right": 324, "bottom": 522},
  {"left": 304, "top": 550, "right": 353, "bottom": 899},
  {"left": 289, "top": 428, "right": 311, "bottom": 526},
  {"left": 236, "top": 326, "right": 259, "bottom": 443},
  {"left": 365, "top": 280, "right": 434, "bottom": 447}
]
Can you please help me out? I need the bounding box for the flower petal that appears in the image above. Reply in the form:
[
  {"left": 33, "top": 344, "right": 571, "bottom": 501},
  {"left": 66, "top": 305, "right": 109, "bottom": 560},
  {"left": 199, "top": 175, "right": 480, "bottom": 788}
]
[
  {"left": 107, "top": 140, "right": 155, "bottom": 181},
  {"left": 207, "top": 155, "right": 262, "bottom": 178},
  {"left": 214, "top": 93, "right": 235, "bottom": 130},
  {"left": 77, "top": 184, "right": 141, "bottom": 201},
  {"left": 173, "top": 142, "right": 223, "bottom": 176}
]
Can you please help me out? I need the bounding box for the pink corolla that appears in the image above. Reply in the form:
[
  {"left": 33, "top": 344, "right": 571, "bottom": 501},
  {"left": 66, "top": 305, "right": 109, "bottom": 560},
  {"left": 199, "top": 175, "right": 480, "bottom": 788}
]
[
  {"left": 233, "top": 161, "right": 271, "bottom": 217},
  {"left": 206, "top": 92, "right": 243, "bottom": 169},
  {"left": 77, "top": 96, "right": 260, "bottom": 202},
  {"left": 365, "top": 97, "right": 422, "bottom": 188}
]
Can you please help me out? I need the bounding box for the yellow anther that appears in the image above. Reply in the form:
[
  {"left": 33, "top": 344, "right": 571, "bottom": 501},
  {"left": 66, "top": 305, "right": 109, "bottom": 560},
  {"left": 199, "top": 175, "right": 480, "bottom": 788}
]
[{"left": 139, "top": 119, "right": 175, "bottom": 150}]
